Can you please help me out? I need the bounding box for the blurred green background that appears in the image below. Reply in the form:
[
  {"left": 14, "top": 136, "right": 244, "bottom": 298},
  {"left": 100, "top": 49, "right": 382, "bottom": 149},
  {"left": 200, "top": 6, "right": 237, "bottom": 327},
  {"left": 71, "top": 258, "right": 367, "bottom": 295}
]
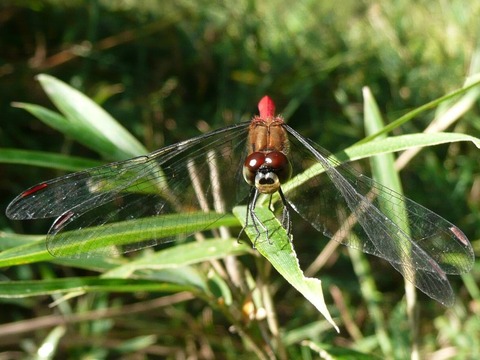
[{"left": 1, "top": 1, "right": 479, "bottom": 359}]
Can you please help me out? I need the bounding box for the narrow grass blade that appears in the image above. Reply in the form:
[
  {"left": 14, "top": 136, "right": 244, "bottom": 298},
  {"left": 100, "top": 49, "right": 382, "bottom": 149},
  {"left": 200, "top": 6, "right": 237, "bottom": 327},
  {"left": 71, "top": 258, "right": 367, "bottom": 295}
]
[
  {"left": 0, "top": 277, "right": 191, "bottom": 298},
  {"left": 103, "top": 237, "right": 251, "bottom": 277},
  {"left": 363, "top": 86, "right": 409, "bottom": 358},
  {"left": 0, "top": 212, "right": 239, "bottom": 266},
  {"left": 13, "top": 74, "right": 148, "bottom": 160},
  {"left": 357, "top": 77, "right": 480, "bottom": 144},
  {"left": 0, "top": 148, "right": 102, "bottom": 171}
]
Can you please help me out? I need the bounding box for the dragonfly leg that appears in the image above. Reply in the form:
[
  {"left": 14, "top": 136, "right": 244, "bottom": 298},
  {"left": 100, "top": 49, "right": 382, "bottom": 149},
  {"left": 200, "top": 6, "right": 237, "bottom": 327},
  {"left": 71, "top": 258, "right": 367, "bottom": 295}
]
[
  {"left": 278, "top": 187, "right": 292, "bottom": 241},
  {"left": 239, "top": 187, "right": 269, "bottom": 248},
  {"left": 238, "top": 187, "right": 263, "bottom": 247}
]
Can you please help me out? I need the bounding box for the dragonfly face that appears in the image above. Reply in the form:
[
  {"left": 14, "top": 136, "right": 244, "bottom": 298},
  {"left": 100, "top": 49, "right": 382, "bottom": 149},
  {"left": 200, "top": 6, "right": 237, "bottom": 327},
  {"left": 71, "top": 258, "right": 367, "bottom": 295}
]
[
  {"left": 243, "top": 151, "right": 292, "bottom": 194},
  {"left": 6, "top": 96, "right": 474, "bottom": 306}
]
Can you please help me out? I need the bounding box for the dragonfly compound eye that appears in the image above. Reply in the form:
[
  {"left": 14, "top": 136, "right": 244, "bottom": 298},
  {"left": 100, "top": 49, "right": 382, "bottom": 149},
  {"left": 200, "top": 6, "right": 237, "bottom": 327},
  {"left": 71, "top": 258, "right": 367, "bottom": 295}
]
[
  {"left": 243, "top": 152, "right": 266, "bottom": 186},
  {"left": 264, "top": 151, "right": 292, "bottom": 184}
]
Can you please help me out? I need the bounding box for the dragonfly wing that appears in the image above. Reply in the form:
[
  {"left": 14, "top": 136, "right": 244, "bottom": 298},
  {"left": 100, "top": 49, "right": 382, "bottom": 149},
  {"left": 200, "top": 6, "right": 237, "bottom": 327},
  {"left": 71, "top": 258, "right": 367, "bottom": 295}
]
[
  {"left": 8, "top": 123, "right": 251, "bottom": 258},
  {"left": 283, "top": 125, "right": 474, "bottom": 305}
]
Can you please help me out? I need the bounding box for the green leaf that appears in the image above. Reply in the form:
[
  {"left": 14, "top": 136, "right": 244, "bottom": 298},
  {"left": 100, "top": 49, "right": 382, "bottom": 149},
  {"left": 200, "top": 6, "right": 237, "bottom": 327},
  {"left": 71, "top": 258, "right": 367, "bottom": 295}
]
[
  {"left": 21, "top": 74, "right": 147, "bottom": 160},
  {"left": 0, "top": 277, "right": 192, "bottom": 298},
  {"left": 356, "top": 87, "right": 398, "bottom": 357},
  {"left": 12, "top": 102, "right": 127, "bottom": 161},
  {"left": 357, "top": 77, "right": 480, "bottom": 144},
  {"left": 283, "top": 321, "right": 337, "bottom": 345},
  {"left": 363, "top": 86, "right": 403, "bottom": 196},
  {"left": 112, "top": 335, "right": 158, "bottom": 354},
  {"left": 0, "top": 212, "right": 240, "bottom": 267},
  {"left": 0, "top": 232, "right": 44, "bottom": 250},
  {"left": 233, "top": 206, "right": 339, "bottom": 332},
  {"left": 0, "top": 233, "right": 126, "bottom": 271},
  {"left": 302, "top": 341, "right": 381, "bottom": 359},
  {"left": 0, "top": 237, "right": 249, "bottom": 298},
  {"left": 138, "top": 267, "right": 207, "bottom": 290},
  {"left": 343, "top": 132, "right": 480, "bottom": 163},
  {"left": 103, "top": 237, "right": 251, "bottom": 278},
  {"left": 0, "top": 236, "right": 51, "bottom": 266},
  {"left": 0, "top": 148, "right": 103, "bottom": 171}
]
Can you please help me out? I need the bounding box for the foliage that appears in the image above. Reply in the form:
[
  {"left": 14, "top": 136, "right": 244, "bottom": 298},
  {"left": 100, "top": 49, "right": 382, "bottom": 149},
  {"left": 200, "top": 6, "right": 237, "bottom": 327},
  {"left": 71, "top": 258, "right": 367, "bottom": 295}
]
[{"left": 1, "top": 1, "right": 479, "bottom": 359}]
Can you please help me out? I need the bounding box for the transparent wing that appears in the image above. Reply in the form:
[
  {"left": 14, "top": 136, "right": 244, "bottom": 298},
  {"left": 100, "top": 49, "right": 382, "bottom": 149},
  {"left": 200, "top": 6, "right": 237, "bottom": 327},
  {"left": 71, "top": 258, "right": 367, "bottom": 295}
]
[
  {"left": 282, "top": 124, "right": 474, "bottom": 306},
  {"left": 6, "top": 123, "right": 251, "bottom": 258}
]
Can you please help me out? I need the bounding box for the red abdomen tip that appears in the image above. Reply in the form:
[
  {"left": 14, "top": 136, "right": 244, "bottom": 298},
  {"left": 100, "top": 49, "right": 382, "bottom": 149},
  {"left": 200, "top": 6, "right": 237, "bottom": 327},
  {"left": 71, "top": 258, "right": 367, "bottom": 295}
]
[{"left": 258, "top": 96, "right": 276, "bottom": 118}]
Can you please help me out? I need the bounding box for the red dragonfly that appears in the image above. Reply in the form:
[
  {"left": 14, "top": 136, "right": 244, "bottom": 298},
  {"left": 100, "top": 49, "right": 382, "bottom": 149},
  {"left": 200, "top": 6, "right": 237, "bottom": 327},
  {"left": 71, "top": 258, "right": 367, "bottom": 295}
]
[{"left": 6, "top": 96, "right": 474, "bottom": 306}]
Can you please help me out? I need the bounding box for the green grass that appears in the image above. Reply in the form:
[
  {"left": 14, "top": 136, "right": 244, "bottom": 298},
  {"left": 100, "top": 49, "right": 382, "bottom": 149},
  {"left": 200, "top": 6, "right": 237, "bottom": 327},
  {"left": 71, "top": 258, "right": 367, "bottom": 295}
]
[{"left": 1, "top": 1, "right": 480, "bottom": 359}]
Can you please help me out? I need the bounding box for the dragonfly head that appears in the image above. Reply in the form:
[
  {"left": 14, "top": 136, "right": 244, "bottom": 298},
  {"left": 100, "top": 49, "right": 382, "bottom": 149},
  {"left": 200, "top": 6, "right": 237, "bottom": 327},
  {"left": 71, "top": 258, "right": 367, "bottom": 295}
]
[{"left": 243, "top": 151, "right": 292, "bottom": 194}]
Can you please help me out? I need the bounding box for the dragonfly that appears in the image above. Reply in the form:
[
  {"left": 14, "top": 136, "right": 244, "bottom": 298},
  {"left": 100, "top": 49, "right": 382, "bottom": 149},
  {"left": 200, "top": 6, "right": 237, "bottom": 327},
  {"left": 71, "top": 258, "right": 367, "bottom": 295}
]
[{"left": 6, "top": 96, "right": 474, "bottom": 306}]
